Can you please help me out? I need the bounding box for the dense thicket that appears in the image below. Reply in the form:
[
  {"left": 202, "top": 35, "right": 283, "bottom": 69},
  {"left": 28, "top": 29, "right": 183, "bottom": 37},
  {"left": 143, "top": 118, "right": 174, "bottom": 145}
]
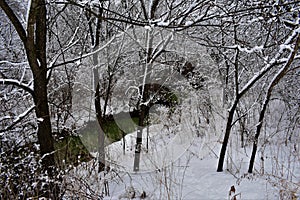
[{"left": 1, "top": 0, "right": 299, "bottom": 198}]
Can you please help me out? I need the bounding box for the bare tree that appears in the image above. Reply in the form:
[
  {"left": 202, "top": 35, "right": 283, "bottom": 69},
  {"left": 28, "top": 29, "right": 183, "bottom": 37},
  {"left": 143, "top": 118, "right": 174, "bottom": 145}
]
[
  {"left": 248, "top": 33, "right": 300, "bottom": 173},
  {"left": 0, "top": 0, "right": 56, "bottom": 174},
  {"left": 0, "top": 0, "right": 62, "bottom": 198},
  {"left": 210, "top": 1, "right": 300, "bottom": 172}
]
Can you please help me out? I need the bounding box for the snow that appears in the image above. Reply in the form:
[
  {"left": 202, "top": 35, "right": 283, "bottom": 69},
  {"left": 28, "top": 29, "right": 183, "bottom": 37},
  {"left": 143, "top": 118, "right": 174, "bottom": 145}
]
[
  {"left": 0, "top": 116, "right": 12, "bottom": 121},
  {"left": 9, "top": 105, "right": 35, "bottom": 124},
  {"left": 0, "top": 60, "right": 28, "bottom": 66},
  {"left": 53, "top": 32, "right": 123, "bottom": 69},
  {"left": 63, "top": 24, "right": 300, "bottom": 199},
  {"left": 0, "top": 78, "right": 32, "bottom": 91},
  {"left": 65, "top": 132, "right": 280, "bottom": 199},
  {"left": 64, "top": 87, "right": 299, "bottom": 199},
  {"left": 144, "top": 26, "right": 152, "bottom": 31},
  {"left": 280, "top": 44, "right": 293, "bottom": 52},
  {"left": 226, "top": 45, "right": 264, "bottom": 54},
  {"left": 37, "top": 117, "right": 44, "bottom": 122},
  {"left": 148, "top": 0, "right": 153, "bottom": 19},
  {"left": 114, "top": 0, "right": 122, "bottom": 6},
  {"left": 105, "top": 124, "right": 195, "bottom": 172},
  {"left": 184, "top": 21, "right": 193, "bottom": 26},
  {"left": 239, "top": 27, "right": 299, "bottom": 96},
  {"left": 64, "top": 96, "right": 290, "bottom": 199},
  {"left": 63, "top": 99, "right": 298, "bottom": 199},
  {"left": 157, "top": 20, "right": 170, "bottom": 27},
  {"left": 0, "top": 105, "right": 35, "bottom": 130},
  {"left": 25, "top": 0, "right": 32, "bottom": 27}
]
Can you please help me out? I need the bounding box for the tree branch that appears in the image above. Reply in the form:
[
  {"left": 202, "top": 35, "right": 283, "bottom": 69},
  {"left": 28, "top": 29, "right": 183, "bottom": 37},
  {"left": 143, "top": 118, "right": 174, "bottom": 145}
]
[
  {"left": 239, "top": 28, "right": 300, "bottom": 97},
  {"left": 0, "top": 105, "right": 35, "bottom": 133},
  {"left": 0, "top": 0, "right": 27, "bottom": 42},
  {"left": 0, "top": 78, "right": 34, "bottom": 97},
  {"left": 50, "top": 33, "right": 119, "bottom": 69}
]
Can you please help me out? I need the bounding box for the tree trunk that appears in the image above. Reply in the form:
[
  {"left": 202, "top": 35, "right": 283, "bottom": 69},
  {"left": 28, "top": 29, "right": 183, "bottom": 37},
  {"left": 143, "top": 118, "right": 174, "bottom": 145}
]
[
  {"left": 33, "top": 0, "right": 56, "bottom": 173},
  {"left": 217, "top": 99, "right": 238, "bottom": 172},
  {"left": 95, "top": 82, "right": 105, "bottom": 172},
  {"left": 86, "top": 3, "right": 105, "bottom": 172},
  {"left": 133, "top": 104, "right": 147, "bottom": 171},
  {"left": 248, "top": 98, "right": 268, "bottom": 173},
  {"left": 1, "top": 0, "right": 59, "bottom": 197},
  {"left": 33, "top": 72, "right": 56, "bottom": 170},
  {"left": 248, "top": 34, "right": 300, "bottom": 173},
  {"left": 133, "top": 27, "right": 153, "bottom": 171}
]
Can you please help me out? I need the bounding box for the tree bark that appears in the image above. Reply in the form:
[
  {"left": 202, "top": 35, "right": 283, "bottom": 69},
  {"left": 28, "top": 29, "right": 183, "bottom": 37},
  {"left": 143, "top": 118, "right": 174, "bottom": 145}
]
[
  {"left": 133, "top": 27, "right": 153, "bottom": 171},
  {"left": 133, "top": 104, "right": 148, "bottom": 171},
  {"left": 86, "top": 4, "right": 106, "bottom": 172},
  {"left": 0, "top": 0, "right": 56, "bottom": 172},
  {"left": 217, "top": 48, "right": 240, "bottom": 172},
  {"left": 217, "top": 99, "right": 238, "bottom": 172},
  {"left": 1, "top": 0, "right": 58, "bottom": 197},
  {"left": 95, "top": 82, "right": 105, "bottom": 172},
  {"left": 248, "top": 34, "right": 300, "bottom": 173},
  {"left": 216, "top": 27, "right": 296, "bottom": 172},
  {"left": 34, "top": 0, "right": 56, "bottom": 172}
]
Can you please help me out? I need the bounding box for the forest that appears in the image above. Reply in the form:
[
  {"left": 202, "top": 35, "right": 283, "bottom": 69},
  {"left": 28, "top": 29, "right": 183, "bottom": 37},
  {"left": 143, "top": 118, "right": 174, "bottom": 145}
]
[{"left": 0, "top": 0, "right": 299, "bottom": 199}]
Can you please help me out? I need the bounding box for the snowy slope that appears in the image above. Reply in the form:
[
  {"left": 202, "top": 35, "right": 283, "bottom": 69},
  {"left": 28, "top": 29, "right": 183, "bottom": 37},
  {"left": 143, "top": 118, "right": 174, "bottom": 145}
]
[
  {"left": 102, "top": 136, "right": 278, "bottom": 200},
  {"left": 62, "top": 85, "right": 298, "bottom": 199},
  {"left": 64, "top": 124, "right": 286, "bottom": 200}
]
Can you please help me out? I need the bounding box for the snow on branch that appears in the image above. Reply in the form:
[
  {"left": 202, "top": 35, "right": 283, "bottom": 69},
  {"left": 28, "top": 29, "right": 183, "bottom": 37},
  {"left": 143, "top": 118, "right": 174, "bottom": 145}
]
[
  {"left": 0, "top": 105, "right": 35, "bottom": 133},
  {"left": 269, "top": 34, "right": 300, "bottom": 89},
  {"left": 225, "top": 45, "right": 264, "bottom": 54},
  {"left": 239, "top": 27, "right": 300, "bottom": 97},
  {"left": 0, "top": 60, "right": 28, "bottom": 66},
  {"left": 47, "top": 27, "right": 81, "bottom": 70},
  {"left": 178, "top": 0, "right": 200, "bottom": 25},
  {"left": 150, "top": 32, "right": 174, "bottom": 63},
  {"left": 0, "top": 78, "right": 34, "bottom": 96},
  {"left": 47, "top": 38, "right": 80, "bottom": 70},
  {"left": 51, "top": 32, "right": 122, "bottom": 69}
]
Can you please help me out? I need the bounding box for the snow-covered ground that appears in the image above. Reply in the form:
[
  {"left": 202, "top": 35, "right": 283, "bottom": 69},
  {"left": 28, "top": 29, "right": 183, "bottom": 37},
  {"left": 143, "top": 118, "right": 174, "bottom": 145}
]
[
  {"left": 62, "top": 121, "right": 299, "bottom": 199},
  {"left": 64, "top": 84, "right": 299, "bottom": 199},
  {"left": 68, "top": 61, "right": 299, "bottom": 199},
  {"left": 103, "top": 136, "right": 279, "bottom": 199}
]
